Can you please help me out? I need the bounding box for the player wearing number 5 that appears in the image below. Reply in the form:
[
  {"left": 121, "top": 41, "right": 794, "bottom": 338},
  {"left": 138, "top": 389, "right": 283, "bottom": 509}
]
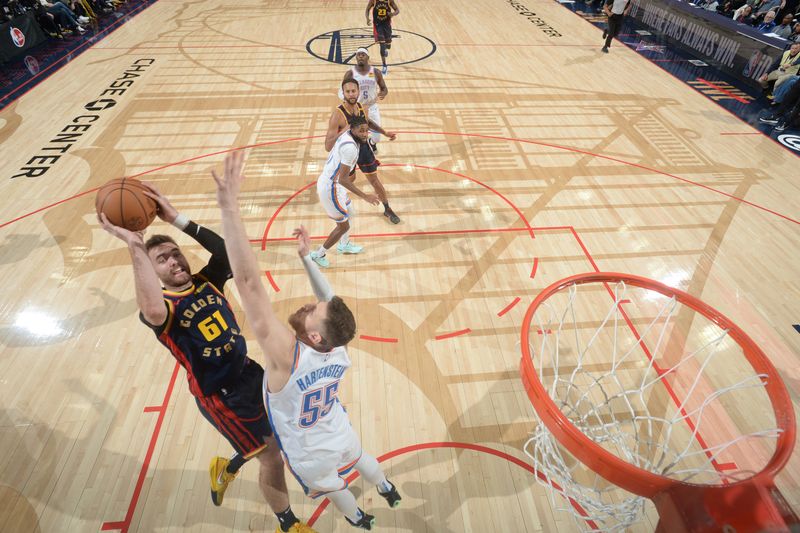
[
  {"left": 98, "top": 184, "right": 315, "bottom": 533},
  {"left": 213, "top": 151, "right": 401, "bottom": 531}
]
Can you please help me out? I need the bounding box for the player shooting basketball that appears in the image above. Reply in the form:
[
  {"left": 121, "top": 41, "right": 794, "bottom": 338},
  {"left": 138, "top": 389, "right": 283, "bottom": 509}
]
[
  {"left": 212, "top": 150, "right": 402, "bottom": 531},
  {"left": 98, "top": 183, "right": 315, "bottom": 533}
]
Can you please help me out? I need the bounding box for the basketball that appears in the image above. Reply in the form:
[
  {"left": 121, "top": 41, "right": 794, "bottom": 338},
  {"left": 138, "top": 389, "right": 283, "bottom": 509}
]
[{"left": 95, "top": 178, "right": 158, "bottom": 231}]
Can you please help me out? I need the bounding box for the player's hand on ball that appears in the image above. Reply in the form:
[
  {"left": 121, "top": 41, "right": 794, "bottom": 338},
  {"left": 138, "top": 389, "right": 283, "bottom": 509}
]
[
  {"left": 140, "top": 182, "right": 178, "bottom": 223},
  {"left": 293, "top": 225, "right": 312, "bottom": 257},
  {"left": 212, "top": 151, "right": 246, "bottom": 209},
  {"left": 98, "top": 212, "right": 145, "bottom": 245}
]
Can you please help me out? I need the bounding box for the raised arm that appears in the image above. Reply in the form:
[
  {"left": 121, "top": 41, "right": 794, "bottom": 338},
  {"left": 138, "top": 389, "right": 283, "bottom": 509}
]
[
  {"left": 143, "top": 182, "right": 231, "bottom": 288},
  {"left": 212, "top": 151, "right": 296, "bottom": 371},
  {"left": 98, "top": 215, "right": 167, "bottom": 326},
  {"left": 293, "top": 226, "right": 334, "bottom": 301}
]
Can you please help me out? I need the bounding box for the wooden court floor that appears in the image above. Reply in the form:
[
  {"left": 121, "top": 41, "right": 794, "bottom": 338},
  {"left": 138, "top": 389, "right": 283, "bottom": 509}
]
[{"left": 1, "top": 0, "right": 799, "bottom": 531}]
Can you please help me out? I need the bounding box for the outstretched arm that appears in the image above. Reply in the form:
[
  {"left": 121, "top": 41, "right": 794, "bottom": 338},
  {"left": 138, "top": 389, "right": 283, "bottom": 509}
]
[
  {"left": 212, "top": 151, "right": 295, "bottom": 371},
  {"left": 293, "top": 226, "right": 334, "bottom": 301}
]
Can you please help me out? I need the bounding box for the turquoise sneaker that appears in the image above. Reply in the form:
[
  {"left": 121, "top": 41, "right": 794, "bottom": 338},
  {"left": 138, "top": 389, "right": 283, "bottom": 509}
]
[
  {"left": 337, "top": 241, "right": 364, "bottom": 254},
  {"left": 311, "top": 252, "right": 330, "bottom": 268}
]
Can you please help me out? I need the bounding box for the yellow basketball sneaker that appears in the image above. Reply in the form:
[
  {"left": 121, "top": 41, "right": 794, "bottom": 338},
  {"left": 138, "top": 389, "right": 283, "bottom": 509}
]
[
  {"left": 275, "top": 523, "right": 318, "bottom": 533},
  {"left": 209, "top": 456, "right": 238, "bottom": 506}
]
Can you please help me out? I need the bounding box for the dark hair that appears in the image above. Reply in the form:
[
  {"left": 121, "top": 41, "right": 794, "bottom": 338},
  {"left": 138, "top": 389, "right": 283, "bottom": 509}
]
[
  {"left": 348, "top": 115, "right": 368, "bottom": 129},
  {"left": 342, "top": 78, "right": 359, "bottom": 90},
  {"left": 322, "top": 296, "right": 356, "bottom": 348},
  {"left": 145, "top": 234, "right": 177, "bottom": 252}
]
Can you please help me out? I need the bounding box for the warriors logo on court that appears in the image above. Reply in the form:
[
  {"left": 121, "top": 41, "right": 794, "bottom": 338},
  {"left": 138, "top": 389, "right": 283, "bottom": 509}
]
[
  {"left": 306, "top": 27, "right": 436, "bottom": 66},
  {"left": 10, "top": 27, "right": 25, "bottom": 47}
]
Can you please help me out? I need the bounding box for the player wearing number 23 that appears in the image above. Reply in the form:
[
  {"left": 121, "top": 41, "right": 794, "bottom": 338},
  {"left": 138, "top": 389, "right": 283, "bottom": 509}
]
[{"left": 98, "top": 183, "right": 315, "bottom": 533}]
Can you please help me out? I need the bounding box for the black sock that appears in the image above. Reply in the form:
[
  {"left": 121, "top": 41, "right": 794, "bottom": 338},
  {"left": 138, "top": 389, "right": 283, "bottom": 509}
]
[
  {"left": 383, "top": 202, "right": 390, "bottom": 210},
  {"left": 276, "top": 507, "right": 300, "bottom": 532},
  {"left": 226, "top": 453, "right": 246, "bottom": 475}
]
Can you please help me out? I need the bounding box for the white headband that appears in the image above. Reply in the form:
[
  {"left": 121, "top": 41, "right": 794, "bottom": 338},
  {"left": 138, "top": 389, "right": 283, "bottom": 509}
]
[{"left": 356, "top": 47, "right": 370, "bottom": 56}]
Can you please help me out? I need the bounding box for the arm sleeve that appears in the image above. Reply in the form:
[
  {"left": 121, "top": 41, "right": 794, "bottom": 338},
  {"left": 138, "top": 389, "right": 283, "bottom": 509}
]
[
  {"left": 183, "top": 221, "right": 232, "bottom": 289},
  {"left": 339, "top": 143, "right": 359, "bottom": 169},
  {"left": 301, "top": 254, "right": 335, "bottom": 302}
]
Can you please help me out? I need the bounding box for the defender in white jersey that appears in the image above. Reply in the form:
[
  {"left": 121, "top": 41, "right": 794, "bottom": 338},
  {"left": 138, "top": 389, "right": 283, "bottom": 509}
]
[
  {"left": 340, "top": 48, "right": 388, "bottom": 148},
  {"left": 313, "top": 115, "right": 381, "bottom": 269},
  {"left": 213, "top": 151, "right": 401, "bottom": 531}
]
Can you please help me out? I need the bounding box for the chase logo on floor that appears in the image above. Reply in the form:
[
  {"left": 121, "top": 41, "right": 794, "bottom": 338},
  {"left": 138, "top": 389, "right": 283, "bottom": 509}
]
[{"left": 306, "top": 27, "right": 436, "bottom": 66}]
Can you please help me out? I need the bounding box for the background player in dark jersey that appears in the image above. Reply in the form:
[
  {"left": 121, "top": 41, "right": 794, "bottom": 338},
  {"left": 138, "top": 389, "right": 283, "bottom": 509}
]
[
  {"left": 98, "top": 184, "right": 315, "bottom": 533},
  {"left": 365, "top": 0, "right": 399, "bottom": 75}
]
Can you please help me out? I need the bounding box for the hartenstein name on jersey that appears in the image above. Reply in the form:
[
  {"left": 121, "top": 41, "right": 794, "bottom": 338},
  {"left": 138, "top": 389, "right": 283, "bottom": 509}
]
[{"left": 296, "top": 364, "right": 347, "bottom": 392}]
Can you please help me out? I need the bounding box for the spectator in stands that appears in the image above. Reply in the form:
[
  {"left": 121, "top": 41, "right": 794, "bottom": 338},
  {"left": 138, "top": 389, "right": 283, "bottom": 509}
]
[
  {"left": 38, "top": 0, "right": 87, "bottom": 33},
  {"left": 733, "top": 3, "right": 754, "bottom": 21},
  {"left": 773, "top": 13, "right": 795, "bottom": 36},
  {"left": 759, "top": 42, "right": 800, "bottom": 95},
  {"left": 790, "top": 21, "right": 800, "bottom": 40},
  {"left": 773, "top": 74, "right": 799, "bottom": 102},
  {"left": 757, "top": 9, "right": 778, "bottom": 29},
  {"left": 759, "top": 74, "right": 800, "bottom": 130},
  {"left": 718, "top": 0, "right": 745, "bottom": 18},
  {"left": 754, "top": 0, "right": 784, "bottom": 19}
]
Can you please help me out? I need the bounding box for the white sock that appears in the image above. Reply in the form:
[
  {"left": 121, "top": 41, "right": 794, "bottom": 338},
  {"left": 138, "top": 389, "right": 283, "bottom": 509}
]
[
  {"left": 315, "top": 245, "right": 328, "bottom": 257},
  {"left": 327, "top": 488, "right": 361, "bottom": 522},
  {"left": 354, "top": 452, "right": 389, "bottom": 490},
  {"left": 341, "top": 230, "right": 350, "bottom": 245}
]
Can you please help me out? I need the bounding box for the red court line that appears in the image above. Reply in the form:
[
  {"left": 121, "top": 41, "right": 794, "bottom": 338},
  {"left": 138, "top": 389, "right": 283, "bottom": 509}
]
[
  {"left": 142, "top": 406, "right": 162, "bottom": 413},
  {"left": 92, "top": 44, "right": 305, "bottom": 50},
  {"left": 359, "top": 335, "right": 399, "bottom": 343},
  {"left": 260, "top": 182, "right": 316, "bottom": 251},
  {"left": 530, "top": 257, "right": 539, "bottom": 279},
  {"left": 306, "top": 442, "right": 598, "bottom": 530},
  {"left": 394, "top": 131, "right": 799, "bottom": 225},
  {"left": 4, "top": 132, "right": 798, "bottom": 231},
  {"left": 434, "top": 328, "right": 472, "bottom": 341},
  {"left": 695, "top": 78, "right": 751, "bottom": 105},
  {"left": 0, "top": 188, "right": 98, "bottom": 230},
  {"left": 101, "top": 362, "right": 181, "bottom": 533},
  {"left": 567, "top": 227, "right": 739, "bottom": 474},
  {"left": 263, "top": 226, "right": 532, "bottom": 243},
  {"left": 383, "top": 163, "right": 536, "bottom": 239},
  {"left": 497, "top": 297, "right": 522, "bottom": 317},
  {"left": 264, "top": 270, "right": 280, "bottom": 292}
]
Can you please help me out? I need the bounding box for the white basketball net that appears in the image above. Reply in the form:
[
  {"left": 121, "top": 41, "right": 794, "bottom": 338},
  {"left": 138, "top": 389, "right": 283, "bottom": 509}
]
[{"left": 523, "top": 280, "right": 782, "bottom": 532}]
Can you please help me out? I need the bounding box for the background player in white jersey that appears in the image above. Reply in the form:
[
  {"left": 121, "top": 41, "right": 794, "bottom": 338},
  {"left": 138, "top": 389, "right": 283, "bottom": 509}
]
[
  {"left": 314, "top": 115, "right": 382, "bottom": 268},
  {"left": 340, "top": 48, "right": 388, "bottom": 153},
  {"left": 212, "top": 150, "right": 402, "bottom": 531}
]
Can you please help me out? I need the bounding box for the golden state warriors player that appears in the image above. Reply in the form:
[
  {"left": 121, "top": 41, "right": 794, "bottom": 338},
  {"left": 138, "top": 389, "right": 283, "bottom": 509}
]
[
  {"left": 98, "top": 184, "right": 315, "bottom": 533},
  {"left": 365, "top": 0, "right": 400, "bottom": 74}
]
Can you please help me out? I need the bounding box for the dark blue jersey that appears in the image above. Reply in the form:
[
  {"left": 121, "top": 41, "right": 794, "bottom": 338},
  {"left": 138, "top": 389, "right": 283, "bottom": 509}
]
[
  {"left": 156, "top": 274, "right": 247, "bottom": 397},
  {"left": 141, "top": 222, "right": 247, "bottom": 397}
]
